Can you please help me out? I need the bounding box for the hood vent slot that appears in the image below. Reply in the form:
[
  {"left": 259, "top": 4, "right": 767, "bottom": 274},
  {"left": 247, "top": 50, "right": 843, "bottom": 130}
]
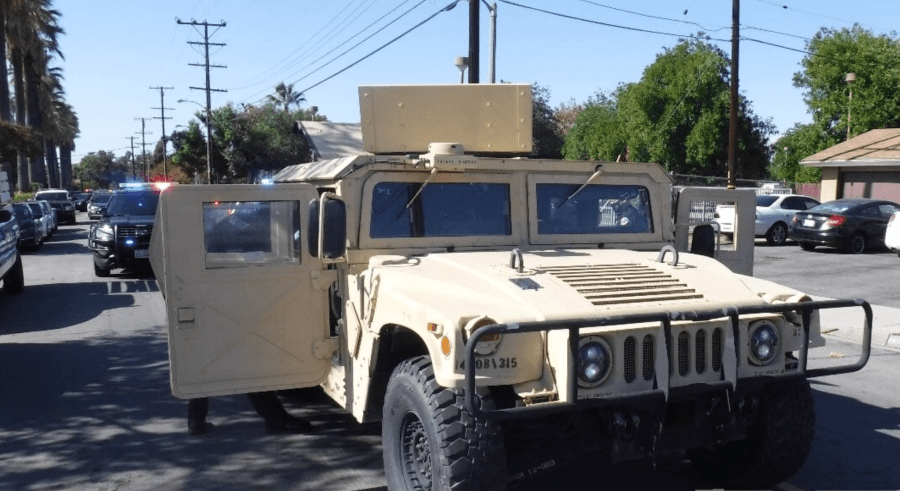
[{"left": 542, "top": 263, "right": 703, "bottom": 306}]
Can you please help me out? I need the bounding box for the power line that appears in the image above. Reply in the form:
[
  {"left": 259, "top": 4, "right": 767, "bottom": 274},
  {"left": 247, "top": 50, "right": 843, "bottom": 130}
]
[
  {"left": 578, "top": 0, "right": 728, "bottom": 33},
  {"left": 246, "top": 0, "right": 458, "bottom": 106},
  {"left": 150, "top": 86, "right": 174, "bottom": 181}
]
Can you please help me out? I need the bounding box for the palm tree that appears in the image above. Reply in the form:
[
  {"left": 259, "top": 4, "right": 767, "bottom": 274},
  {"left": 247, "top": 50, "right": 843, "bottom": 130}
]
[
  {"left": 266, "top": 82, "right": 306, "bottom": 113},
  {"left": 57, "top": 102, "right": 78, "bottom": 190}
]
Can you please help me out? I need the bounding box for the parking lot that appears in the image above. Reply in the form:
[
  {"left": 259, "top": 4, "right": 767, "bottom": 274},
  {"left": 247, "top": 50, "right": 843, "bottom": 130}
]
[{"left": 1, "top": 216, "right": 898, "bottom": 491}]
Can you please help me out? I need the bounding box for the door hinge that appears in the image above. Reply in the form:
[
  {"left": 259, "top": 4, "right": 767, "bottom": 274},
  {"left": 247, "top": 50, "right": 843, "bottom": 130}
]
[
  {"left": 313, "top": 337, "right": 340, "bottom": 360},
  {"left": 310, "top": 269, "right": 339, "bottom": 290}
]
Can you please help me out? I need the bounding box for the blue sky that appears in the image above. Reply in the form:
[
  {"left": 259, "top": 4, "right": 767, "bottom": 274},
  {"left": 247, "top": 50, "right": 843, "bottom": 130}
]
[{"left": 56, "top": 0, "right": 897, "bottom": 162}]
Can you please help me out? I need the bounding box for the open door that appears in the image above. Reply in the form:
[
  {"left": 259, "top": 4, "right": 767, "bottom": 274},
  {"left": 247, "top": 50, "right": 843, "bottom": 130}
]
[
  {"left": 674, "top": 187, "right": 756, "bottom": 276},
  {"left": 151, "top": 184, "right": 333, "bottom": 398}
]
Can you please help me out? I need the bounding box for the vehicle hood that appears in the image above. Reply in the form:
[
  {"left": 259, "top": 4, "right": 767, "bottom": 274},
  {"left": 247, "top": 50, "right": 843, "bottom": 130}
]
[{"left": 363, "top": 249, "right": 806, "bottom": 325}]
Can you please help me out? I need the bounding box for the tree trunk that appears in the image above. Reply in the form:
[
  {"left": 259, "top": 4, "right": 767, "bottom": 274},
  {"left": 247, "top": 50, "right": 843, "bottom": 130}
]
[
  {"left": 60, "top": 143, "right": 73, "bottom": 190},
  {"left": 1, "top": 14, "right": 17, "bottom": 190},
  {"left": 45, "top": 140, "right": 60, "bottom": 188},
  {"left": 25, "top": 53, "right": 46, "bottom": 189},
  {"left": 12, "top": 49, "right": 30, "bottom": 192}
]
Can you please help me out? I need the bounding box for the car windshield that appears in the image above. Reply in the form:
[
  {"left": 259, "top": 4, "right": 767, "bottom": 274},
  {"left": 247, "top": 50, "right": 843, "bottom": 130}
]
[
  {"left": 536, "top": 184, "right": 653, "bottom": 234},
  {"left": 756, "top": 195, "right": 778, "bottom": 207},
  {"left": 91, "top": 194, "right": 112, "bottom": 204},
  {"left": 106, "top": 192, "right": 159, "bottom": 216},
  {"left": 370, "top": 182, "right": 511, "bottom": 238},
  {"left": 809, "top": 201, "right": 857, "bottom": 214},
  {"left": 37, "top": 192, "right": 69, "bottom": 201},
  {"left": 12, "top": 205, "right": 31, "bottom": 220}
]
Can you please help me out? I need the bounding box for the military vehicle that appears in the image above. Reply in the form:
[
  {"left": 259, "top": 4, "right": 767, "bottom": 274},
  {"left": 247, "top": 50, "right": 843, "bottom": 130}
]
[{"left": 149, "top": 84, "right": 872, "bottom": 490}]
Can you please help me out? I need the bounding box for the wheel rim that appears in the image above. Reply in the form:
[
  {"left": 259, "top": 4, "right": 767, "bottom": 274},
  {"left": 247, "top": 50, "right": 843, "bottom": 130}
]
[
  {"left": 771, "top": 224, "right": 787, "bottom": 244},
  {"left": 851, "top": 235, "right": 865, "bottom": 254},
  {"left": 400, "top": 412, "right": 432, "bottom": 490}
]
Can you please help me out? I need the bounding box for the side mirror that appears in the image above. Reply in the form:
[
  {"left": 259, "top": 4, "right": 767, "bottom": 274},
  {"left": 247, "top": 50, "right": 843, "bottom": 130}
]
[{"left": 308, "top": 195, "right": 347, "bottom": 260}]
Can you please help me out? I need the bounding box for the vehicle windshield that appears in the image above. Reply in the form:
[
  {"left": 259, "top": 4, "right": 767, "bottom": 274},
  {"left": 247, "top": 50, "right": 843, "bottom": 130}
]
[
  {"left": 809, "top": 201, "right": 856, "bottom": 214},
  {"left": 756, "top": 195, "right": 778, "bottom": 207},
  {"left": 91, "top": 193, "right": 112, "bottom": 204},
  {"left": 106, "top": 192, "right": 159, "bottom": 216},
  {"left": 370, "top": 182, "right": 511, "bottom": 238},
  {"left": 12, "top": 205, "right": 31, "bottom": 220},
  {"left": 37, "top": 192, "right": 69, "bottom": 201},
  {"left": 536, "top": 184, "right": 653, "bottom": 234}
]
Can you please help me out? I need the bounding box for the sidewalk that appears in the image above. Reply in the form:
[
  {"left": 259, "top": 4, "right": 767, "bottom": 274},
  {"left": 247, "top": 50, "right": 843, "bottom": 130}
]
[{"left": 814, "top": 296, "right": 900, "bottom": 350}]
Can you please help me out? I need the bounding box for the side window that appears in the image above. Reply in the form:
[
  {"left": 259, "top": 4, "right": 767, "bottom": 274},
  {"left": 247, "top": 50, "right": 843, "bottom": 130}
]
[
  {"left": 802, "top": 198, "right": 820, "bottom": 210},
  {"left": 203, "top": 201, "right": 301, "bottom": 268},
  {"left": 780, "top": 197, "right": 803, "bottom": 210},
  {"left": 370, "top": 182, "right": 511, "bottom": 238},
  {"left": 878, "top": 204, "right": 899, "bottom": 216}
]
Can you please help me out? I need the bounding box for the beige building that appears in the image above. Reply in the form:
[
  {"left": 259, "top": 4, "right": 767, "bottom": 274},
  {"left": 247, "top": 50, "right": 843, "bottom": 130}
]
[{"left": 801, "top": 128, "right": 900, "bottom": 202}]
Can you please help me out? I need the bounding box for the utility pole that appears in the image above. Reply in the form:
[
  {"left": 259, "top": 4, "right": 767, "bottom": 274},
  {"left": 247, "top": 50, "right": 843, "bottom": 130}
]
[
  {"left": 135, "top": 117, "right": 153, "bottom": 181},
  {"left": 727, "top": 0, "right": 739, "bottom": 189},
  {"left": 177, "top": 18, "right": 227, "bottom": 184},
  {"left": 150, "top": 86, "right": 174, "bottom": 181},
  {"left": 125, "top": 136, "right": 138, "bottom": 179},
  {"left": 488, "top": 2, "right": 497, "bottom": 83},
  {"left": 468, "top": 0, "right": 479, "bottom": 83}
]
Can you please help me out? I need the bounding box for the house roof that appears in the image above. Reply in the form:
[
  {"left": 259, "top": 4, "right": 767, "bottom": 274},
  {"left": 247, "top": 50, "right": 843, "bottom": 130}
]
[
  {"left": 294, "top": 120, "right": 367, "bottom": 161},
  {"left": 801, "top": 128, "right": 900, "bottom": 168}
]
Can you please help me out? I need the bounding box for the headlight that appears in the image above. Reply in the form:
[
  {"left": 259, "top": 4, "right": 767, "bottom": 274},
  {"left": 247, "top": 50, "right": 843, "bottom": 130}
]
[
  {"left": 464, "top": 316, "right": 502, "bottom": 356},
  {"left": 577, "top": 336, "right": 612, "bottom": 387},
  {"left": 94, "top": 224, "right": 114, "bottom": 241},
  {"left": 749, "top": 321, "right": 780, "bottom": 365}
]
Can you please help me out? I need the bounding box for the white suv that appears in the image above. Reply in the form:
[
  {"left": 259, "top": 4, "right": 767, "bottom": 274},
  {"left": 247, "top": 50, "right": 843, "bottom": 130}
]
[{"left": 885, "top": 211, "right": 900, "bottom": 257}]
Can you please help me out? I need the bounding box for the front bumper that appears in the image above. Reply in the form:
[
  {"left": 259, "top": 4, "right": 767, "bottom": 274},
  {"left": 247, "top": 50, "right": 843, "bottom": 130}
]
[
  {"left": 465, "top": 298, "right": 872, "bottom": 421},
  {"left": 89, "top": 227, "right": 153, "bottom": 270}
]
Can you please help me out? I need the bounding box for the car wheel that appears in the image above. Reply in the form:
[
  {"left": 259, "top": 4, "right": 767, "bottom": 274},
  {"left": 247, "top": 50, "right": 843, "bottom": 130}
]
[
  {"left": 2, "top": 254, "right": 25, "bottom": 295},
  {"left": 847, "top": 233, "right": 867, "bottom": 254},
  {"left": 382, "top": 356, "right": 507, "bottom": 491},
  {"left": 799, "top": 242, "right": 816, "bottom": 251},
  {"left": 765, "top": 222, "right": 788, "bottom": 246},
  {"left": 94, "top": 262, "right": 111, "bottom": 278}
]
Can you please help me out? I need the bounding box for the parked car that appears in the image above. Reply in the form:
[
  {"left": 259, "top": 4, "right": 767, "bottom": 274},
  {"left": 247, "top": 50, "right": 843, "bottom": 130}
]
[
  {"left": 0, "top": 204, "right": 24, "bottom": 295},
  {"left": 755, "top": 194, "right": 820, "bottom": 245},
  {"left": 88, "top": 192, "right": 113, "bottom": 219},
  {"left": 26, "top": 201, "right": 53, "bottom": 239},
  {"left": 89, "top": 189, "right": 160, "bottom": 276},
  {"left": 73, "top": 192, "right": 92, "bottom": 211},
  {"left": 10, "top": 203, "right": 43, "bottom": 250},
  {"left": 37, "top": 200, "right": 57, "bottom": 233},
  {"left": 34, "top": 189, "right": 76, "bottom": 224},
  {"left": 885, "top": 211, "right": 900, "bottom": 257},
  {"left": 789, "top": 198, "right": 900, "bottom": 254}
]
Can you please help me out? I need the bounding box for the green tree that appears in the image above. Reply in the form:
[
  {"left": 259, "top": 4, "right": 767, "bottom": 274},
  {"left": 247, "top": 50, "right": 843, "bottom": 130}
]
[
  {"left": 769, "top": 123, "right": 831, "bottom": 183},
  {"left": 531, "top": 83, "right": 564, "bottom": 159},
  {"left": 77, "top": 150, "right": 127, "bottom": 190},
  {"left": 266, "top": 82, "right": 306, "bottom": 113},
  {"left": 564, "top": 38, "right": 774, "bottom": 178},
  {"left": 793, "top": 25, "right": 900, "bottom": 141},
  {"left": 171, "top": 121, "right": 207, "bottom": 180}
]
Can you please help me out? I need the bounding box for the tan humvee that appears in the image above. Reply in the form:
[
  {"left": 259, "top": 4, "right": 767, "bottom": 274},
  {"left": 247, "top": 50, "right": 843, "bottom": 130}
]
[{"left": 149, "top": 84, "right": 872, "bottom": 490}]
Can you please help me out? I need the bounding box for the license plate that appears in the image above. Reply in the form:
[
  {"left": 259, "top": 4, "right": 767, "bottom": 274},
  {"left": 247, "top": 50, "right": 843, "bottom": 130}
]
[
  {"left": 134, "top": 249, "right": 149, "bottom": 258},
  {"left": 803, "top": 219, "right": 815, "bottom": 228}
]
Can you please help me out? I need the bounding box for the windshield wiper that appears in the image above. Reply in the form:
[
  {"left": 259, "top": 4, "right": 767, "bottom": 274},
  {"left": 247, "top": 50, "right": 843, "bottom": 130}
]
[
  {"left": 403, "top": 168, "right": 440, "bottom": 210},
  {"left": 557, "top": 164, "right": 604, "bottom": 208}
]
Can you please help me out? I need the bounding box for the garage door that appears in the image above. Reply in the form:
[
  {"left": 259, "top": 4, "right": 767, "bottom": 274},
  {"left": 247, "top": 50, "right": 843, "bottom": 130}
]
[{"left": 842, "top": 171, "right": 900, "bottom": 202}]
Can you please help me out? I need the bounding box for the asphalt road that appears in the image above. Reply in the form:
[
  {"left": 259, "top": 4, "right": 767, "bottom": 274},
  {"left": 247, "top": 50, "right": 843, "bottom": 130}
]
[{"left": 1, "top": 218, "right": 897, "bottom": 490}]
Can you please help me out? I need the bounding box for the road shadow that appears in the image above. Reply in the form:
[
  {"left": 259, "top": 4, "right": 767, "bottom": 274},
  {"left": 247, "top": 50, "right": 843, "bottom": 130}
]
[{"left": 0, "top": 281, "right": 138, "bottom": 334}]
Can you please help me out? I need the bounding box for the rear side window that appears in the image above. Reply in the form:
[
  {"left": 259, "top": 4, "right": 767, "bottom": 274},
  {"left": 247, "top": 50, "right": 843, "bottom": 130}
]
[
  {"left": 756, "top": 195, "right": 778, "bottom": 207},
  {"left": 370, "top": 182, "right": 511, "bottom": 238}
]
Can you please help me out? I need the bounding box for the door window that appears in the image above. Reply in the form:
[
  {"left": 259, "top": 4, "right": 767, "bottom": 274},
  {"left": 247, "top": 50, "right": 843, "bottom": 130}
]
[{"left": 203, "top": 201, "right": 301, "bottom": 268}]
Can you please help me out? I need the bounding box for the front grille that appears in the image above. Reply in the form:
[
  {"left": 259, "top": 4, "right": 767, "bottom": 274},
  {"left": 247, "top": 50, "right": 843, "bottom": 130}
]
[
  {"left": 712, "top": 328, "right": 723, "bottom": 372},
  {"left": 677, "top": 331, "right": 690, "bottom": 376},
  {"left": 624, "top": 337, "right": 636, "bottom": 383},
  {"left": 622, "top": 327, "right": 722, "bottom": 385},
  {"left": 119, "top": 227, "right": 152, "bottom": 238},
  {"left": 543, "top": 264, "right": 704, "bottom": 306},
  {"left": 695, "top": 331, "right": 707, "bottom": 374},
  {"left": 642, "top": 335, "right": 654, "bottom": 380}
]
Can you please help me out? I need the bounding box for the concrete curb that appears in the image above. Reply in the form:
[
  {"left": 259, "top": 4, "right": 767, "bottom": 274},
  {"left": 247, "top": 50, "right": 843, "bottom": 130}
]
[{"left": 813, "top": 296, "right": 900, "bottom": 350}]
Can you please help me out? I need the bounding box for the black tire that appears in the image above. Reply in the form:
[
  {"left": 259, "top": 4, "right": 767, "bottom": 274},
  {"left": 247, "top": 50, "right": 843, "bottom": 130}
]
[
  {"left": 846, "top": 233, "right": 866, "bottom": 254},
  {"left": 687, "top": 378, "right": 815, "bottom": 489},
  {"left": 383, "top": 356, "right": 507, "bottom": 491},
  {"left": 799, "top": 241, "right": 816, "bottom": 251},
  {"left": 94, "top": 262, "right": 111, "bottom": 278},
  {"left": 2, "top": 253, "right": 25, "bottom": 295},
  {"left": 765, "top": 222, "right": 788, "bottom": 246}
]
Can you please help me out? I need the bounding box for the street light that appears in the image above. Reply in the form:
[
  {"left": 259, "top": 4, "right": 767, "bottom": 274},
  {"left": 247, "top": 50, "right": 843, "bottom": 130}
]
[
  {"left": 846, "top": 72, "right": 856, "bottom": 141},
  {"left": 178, "top": 99, "right": 212, "bottom": 183},
  {"left": 454, "top": 56, "right": 468, "bottom": 84}
]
